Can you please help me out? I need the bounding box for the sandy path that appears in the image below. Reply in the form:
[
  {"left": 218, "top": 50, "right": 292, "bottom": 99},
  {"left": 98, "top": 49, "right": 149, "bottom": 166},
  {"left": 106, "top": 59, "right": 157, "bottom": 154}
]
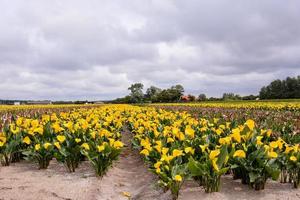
[{"left": 97, "top": 130, "right": 170, "bottom": 200}]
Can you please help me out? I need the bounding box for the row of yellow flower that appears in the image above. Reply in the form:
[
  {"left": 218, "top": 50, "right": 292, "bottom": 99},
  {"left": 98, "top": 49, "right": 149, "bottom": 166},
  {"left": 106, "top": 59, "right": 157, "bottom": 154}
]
[
  {"left": 0, "top": 106, "right": 126, "bottom": 175},
  {"left": 151, "top": 101, "right": 300, "bottom": 111},
  {"left": 126, "top": 107, "right": 300, "bottom": 198}
]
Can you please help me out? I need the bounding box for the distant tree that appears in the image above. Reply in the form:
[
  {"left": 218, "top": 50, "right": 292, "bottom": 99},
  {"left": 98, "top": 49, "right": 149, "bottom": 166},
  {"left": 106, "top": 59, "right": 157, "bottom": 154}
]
[
  {"left": 222, "top": 93, "right": 234, "bottom": 100},
  {"left": 145, "top": 86, "right": 162, "bottom": 102},
  {"left": 128, "top": 83, "right": 144, "bottom": 103},
  {"left": 222, "top": 93, "right": 241, "bottom": 101},
  {"left": 169, "top": 85, "right": 185, "bottom": 102},
  {"left": 259, "top": 75, "right": 300, "bottom": 99},
  {"left": 187, "top": 94, "right": 196, "bottom": 101},
  {"left": 155, "top": 84, "right": 185, "bottom": 102},
  {"left": 208, "top": 97, "right": 221, "bottom": 101},
  {"left": 111, "top": 83, "right": 186, "bottom": 103},
  {"left": 111, "top": 95, "right": 132, "bottom": 104},
  {"left": 198, "top": 94, "right": 207, "bottom": 101},
  {"left": 242, "top": 95, "right": 257, "bottom": 100}
]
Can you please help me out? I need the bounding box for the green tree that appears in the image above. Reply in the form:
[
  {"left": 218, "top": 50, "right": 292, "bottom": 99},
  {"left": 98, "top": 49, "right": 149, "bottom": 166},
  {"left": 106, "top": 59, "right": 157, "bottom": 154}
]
[
  {"left": 198, "top": 94, "right": 207, "bottom": 101},
  {"left": 128, "top": 83, "right": 144, "bottom": 103},
  {"left": 169, "top": 85, "right": 185, "bottom": 102},
  {"left": 259, "top": 75, "right": 300, "bottom": 99},
  {"left": 145, "top": 86, "right": 162, "bottom": 102},
  {"left": 188, "top": 94, "right": 196, "bottom": 101}
]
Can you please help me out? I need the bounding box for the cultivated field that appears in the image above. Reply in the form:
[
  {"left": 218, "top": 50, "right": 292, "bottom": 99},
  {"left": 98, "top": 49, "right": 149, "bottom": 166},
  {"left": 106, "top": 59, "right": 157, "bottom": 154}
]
[{"left": 0, "top": 102, "right": 299, "bottom": 200}]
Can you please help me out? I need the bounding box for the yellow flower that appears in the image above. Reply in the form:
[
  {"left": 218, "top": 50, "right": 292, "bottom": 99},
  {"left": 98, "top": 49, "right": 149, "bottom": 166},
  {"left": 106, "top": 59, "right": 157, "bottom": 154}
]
[
  {"left": 178, "top": 132, "right": 185, "bottom": 141},
  {"left": 245, "top": 119, "right": 255, "bottom": 131},
  {"left": 184, "top": 147, "right": 195, "bottom": 154},
  {"left": 167, "top": 137, "right": 174, "bottom": 143},
  {"left": 185, "top": 126, "right": 195, "bottom": 138},
  {"left": 109, "top": 138, "right": 115, "bottom": 146},
  {"left": 231, "top": 128, "right": 241, "bottom": 143},
  {"left": 209, "top": 149, "right": 220, "bottom": 160},
  {"left": 160, "top": 154, "right": 174, "bottom": 163},
  {"left": 174, "top": 175, "right": 182, "bottom": 182},
  {"left": 81, "top": 143, "right": 90, "bottom": 150},
  {"left": 161, "top": 147, "right": 169, "bottom": 155},
  {"left": 35, "top": 144, "right": 41, "bottom": 151},
  {"left": 52, "top": 123, "right": 64, "bottom": 133},
  {"left": 54, "top": 142, "right": 61, "bottom": 149},
  {"left": 233, "top": 150, "right": 246, "bottom": 158},
  {"left": 268, "top": 151, "right": 278, "bottom": 158},
  {"left": 266, "top": 129, "right": 272, "bottom": 137},
  {"left": 140, "top": 149, "right": 149, "bottom": 156},
  {"left": 42, "top": 115, "right": 50, "bottom": 123},
  {"left": 43, "top": 142, "right": 52, "bottom": 150},
  {"left": 57, "top": 135, "right": 66, "bottom": 143},
  {"left": 215, "top": 129, "right": 223, "bottom": 135},
  {"left": 270, "top": 141, "right": 278, "bottom": 149},
  {"left": 31, "top": 120, "right": 39, "bottom": 128},
  {"left": 23, "top": 136, "right": 31, "bottom": 145},
  {"left": 34, "top": 127, "right": 44, "bottom": 135},
  {"left": 113, "top": 141, "right": 124, "bottom": 149},
  {"left": 293, "top": 144, "right": 299, "bottom": 152},
  {"left": 199, "top": 144, "right": 208, "bottom": 153},
  {"left": 285, "top": 145, "right": 293, "bottom": 154},
  {"left": 290, "top": 156, "right": 297, "bottom": 162},
  {"left": 154, "top": 161, "right": 162, "bottom": 169},
  {"left": 97, "top": 145, "right": 105, "bottom": 152},
  {"left": 90, "top": 131, "right": 96, "bottom": 139},
  {"left": 219, "top": 137, "right": 231, "bottom": 145},
  {"left": 219, "top": 124, "right": 225, "bottom": 130},
  {"left": 277, "top": 138, "right": 285, "bottom": 150},
  {"left": 172, "top": 149, "right": 184, "bottom": 157},
  {"left": 256, "top": 136, "right": 263, "bottom": 146},
  {"left": 0, "top": 135, "right": 6, "bottom": 147},
  {"left": 75, "top": 138, "right": 81, "bottom": 143},
  {"left": 10, "top": 125, "right": 20, "bottom": 134},
  {"left": 156, "top": 168, "right": 161, "bottom": 173},
  {"left": 16, "top": 117, "right": 23, "bottom": 127},
  {"left": 212, "top": 159, "right": 219, "bottom": 171},
  {"left": 172, "top": 127, "right": 179, "bottom": 135}
]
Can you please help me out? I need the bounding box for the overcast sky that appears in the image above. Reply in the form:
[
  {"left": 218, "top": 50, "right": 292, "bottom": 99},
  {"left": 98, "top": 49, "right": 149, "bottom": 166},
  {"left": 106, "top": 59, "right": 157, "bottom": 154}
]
[{"left": 0, "top": 0, "right": 299, "bottom": 100}]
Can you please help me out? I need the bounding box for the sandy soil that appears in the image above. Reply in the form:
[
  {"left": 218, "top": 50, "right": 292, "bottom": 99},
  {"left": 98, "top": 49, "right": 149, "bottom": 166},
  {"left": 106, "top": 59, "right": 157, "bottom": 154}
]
[
  {"left": 0, "top": 131, "right": 299, "bottom": 200},
  {"left": 180, "top": 177, "right": 300, "bottom": 200}
]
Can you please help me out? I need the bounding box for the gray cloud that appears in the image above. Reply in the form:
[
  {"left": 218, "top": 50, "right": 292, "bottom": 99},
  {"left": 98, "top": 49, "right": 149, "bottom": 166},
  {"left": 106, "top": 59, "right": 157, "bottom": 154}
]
[{"left": 0, "top": 0, "right": 299, "bottom": 100}]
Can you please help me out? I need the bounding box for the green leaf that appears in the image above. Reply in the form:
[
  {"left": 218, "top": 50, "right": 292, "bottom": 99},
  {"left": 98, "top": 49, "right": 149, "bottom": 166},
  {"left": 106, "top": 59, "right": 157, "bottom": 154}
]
[
  {"left": 217, "top": 167, "right": 229, "bottom": 176},
  {"left": 188, "top": 157, "right": 207, "bottom": 177},
  {"left": 230, "top": 164, "right": 239, "bottom": 169},
  {"left": 217, "top": 145, "right": 228, "bottom": 169},
  {"left": 265, "top": 165, "right": 280, "bottom": 180},
  {"left": 249, "top": 172, "right": 258, "bottom": 183}
]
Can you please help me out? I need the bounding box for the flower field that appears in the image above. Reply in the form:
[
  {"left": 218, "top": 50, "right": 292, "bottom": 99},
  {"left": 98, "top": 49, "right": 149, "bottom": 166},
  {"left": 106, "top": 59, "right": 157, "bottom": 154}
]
[
  {"left": 151, "top": 101, "right": 300, "bottom": 111},
  {"left": 0, "top": 103, "right": 300, "bottom": 199}
]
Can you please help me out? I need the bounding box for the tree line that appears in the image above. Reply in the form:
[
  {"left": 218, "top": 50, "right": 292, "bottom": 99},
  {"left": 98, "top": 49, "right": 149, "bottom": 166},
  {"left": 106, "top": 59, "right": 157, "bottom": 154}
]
[
  {"left": 259, "top": 76, "right": 300, "bottom": 99},
  {"left": 111, "top": 83, "right": 186, "bottom": 103},
  {"left": 110, "top": 75, "right": 299, "bottom": 103},
  {"left": 110, "top": 83, "right": 259, "bottom": 104}
]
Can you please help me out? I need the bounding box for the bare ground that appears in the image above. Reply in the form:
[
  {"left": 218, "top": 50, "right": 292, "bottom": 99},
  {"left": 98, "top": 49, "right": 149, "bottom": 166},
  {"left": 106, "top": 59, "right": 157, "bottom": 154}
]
[{"left": 0, "top": 131, "right": 299, "bottom": 200}]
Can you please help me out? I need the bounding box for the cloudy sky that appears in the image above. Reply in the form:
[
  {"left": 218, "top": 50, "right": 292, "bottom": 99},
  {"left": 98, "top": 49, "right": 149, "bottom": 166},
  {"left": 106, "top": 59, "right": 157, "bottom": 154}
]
[{"left": 0, "top": 0, "right": 299, "bottom": 100}]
